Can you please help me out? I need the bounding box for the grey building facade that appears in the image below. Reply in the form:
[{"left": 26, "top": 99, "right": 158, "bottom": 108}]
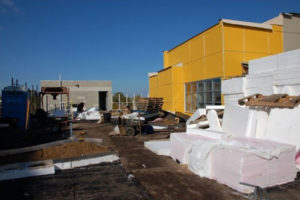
[
  {"left": 264, "top": 13, "right": 300, "bottom": 51},
  {"left": 40, "top": 80, "right": 112, "bottom": 111}
]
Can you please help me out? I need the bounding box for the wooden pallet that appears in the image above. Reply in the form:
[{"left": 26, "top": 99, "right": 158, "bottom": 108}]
[{"left": 238, "top": 94, "right": 300, "bottom": 108}]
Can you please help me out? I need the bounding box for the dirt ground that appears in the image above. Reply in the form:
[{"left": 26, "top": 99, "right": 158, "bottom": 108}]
[
  {"left": 0, "top": 161, "right": 153, "bottom": 200},
  {"left": 1, "top": 121, "right": 300, "bottom": 200},
  {"left": 0, "top": 141, "right": 109, "bottom": 165}
]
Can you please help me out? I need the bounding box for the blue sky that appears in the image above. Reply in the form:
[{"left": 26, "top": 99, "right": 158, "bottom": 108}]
[{"left": 1, "top": 0, "right": 300, "bottom": 96}]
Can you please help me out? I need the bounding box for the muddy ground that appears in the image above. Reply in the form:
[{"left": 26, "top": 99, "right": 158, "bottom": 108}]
[
  {"left": 0, "top": 121, "right": 300, "bottom": 200},
  {"left": 0, "top": 161, "right": 153, "bottom": 200}
]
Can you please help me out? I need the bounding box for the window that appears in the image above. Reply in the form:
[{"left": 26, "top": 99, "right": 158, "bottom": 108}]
[{"left": 185, "top": 78, "right": 221, "bottom": 112}]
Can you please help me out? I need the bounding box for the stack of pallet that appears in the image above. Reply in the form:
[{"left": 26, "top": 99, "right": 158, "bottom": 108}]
[{"left": 136, "top": 98, "right": 163, "bottom": 111}]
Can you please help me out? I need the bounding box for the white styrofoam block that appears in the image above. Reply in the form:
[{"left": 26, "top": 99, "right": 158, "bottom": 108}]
[
  {"left": 221, "top": 77, "right": 245, "bottom": 95},
  {"left": 248, "top": 54, "right": 278, "bottom": 75},
  {"left": 206, "top": 105, "right": 225, "bottom": 110},
  {"left": 224, "top": 93, "right": 244, "bottom": 105},
  {"left": 211, "top": 138, "right": 296, "bottom": 194},
  {"left": 255, "top": 111, "right": 269, "bottom": 139},
  {"left": 273, "top": 85, "right": 297, "bottom": 95},
  {"left": 186, "top": 128, "right": 223, "bottom": 139},
  {"left": 207, "top": 110, "right": 222, "bottom": 131},
  {"left": 277, "top": 49, "right": 300, "bottom": 69},
  {"left": 245, "top": 87, "right": 274, "bottom": 96},
  {"left": 186, "top": 109, "right": 206, "bottom": 126},
  {"left": 0, "top": 160, "right": 55, "bottom": 181},
  {"left": 245, "top": 73, "right": 273, "bottom": 89},
  {"left": 265, "top": 108, "right": 300, "bottom": 151},
  {"left": 144, "top": 140, "right": 170, "bottom": 156},
  {"left": 170, "top": 133, "right": 217, "bottom": 164},
  {"left": 54, "top": 154, "right": 119, "bottom": 170},
  {"left": 222, "top": 104, "right": 257, "bottom": 138}
]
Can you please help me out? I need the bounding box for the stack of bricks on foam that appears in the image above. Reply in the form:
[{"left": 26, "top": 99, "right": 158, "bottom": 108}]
[{"left": 136, "top": 98, "right": 163, "bottom": 112}]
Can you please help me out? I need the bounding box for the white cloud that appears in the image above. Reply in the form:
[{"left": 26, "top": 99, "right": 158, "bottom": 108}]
[{"left": 1, "top": 0, "right": 19, "bottom": 13}]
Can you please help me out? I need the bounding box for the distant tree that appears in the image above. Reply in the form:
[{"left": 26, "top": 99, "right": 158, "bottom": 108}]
[{"left": 113, "top": 92, "right": 127, "bottom": 102}]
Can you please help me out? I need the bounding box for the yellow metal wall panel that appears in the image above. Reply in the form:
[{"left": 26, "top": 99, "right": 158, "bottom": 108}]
[
  {"left": 269, "top": 25, "right": 283, "bottom": 54},
  {"left": 224, "top": 51, "right": 244, "bottom": 77},
  {"left": 163, "top": 51, "right": 169, "bottom": 68},
  {"left": 148, "top": 76, "right": 158, "bottom": 97},
  {"left": 171, "top": 67, "right": 184, "bottom": 112},
  {"left": 157, "top": 68, "right": 173, "bottom": 111},
  {"left": 151, "top": 20, "right": 284, "bottom": 113},
  {"left": 205, "top": 25, "right": 223, "bottom": 56},
  {"left": 190, "top": 36, "right": 204, "bottom": 61},
  {"left": 224, "top": 25, "right": 244, "bottom": 51},
  {"left": 245, "top": 28, "right": 269, "bottom": 53}
]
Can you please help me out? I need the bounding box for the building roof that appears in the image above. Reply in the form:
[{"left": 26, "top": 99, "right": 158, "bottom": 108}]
[{"left": 166, "top": 16, "right": 279, "bottom": 53}]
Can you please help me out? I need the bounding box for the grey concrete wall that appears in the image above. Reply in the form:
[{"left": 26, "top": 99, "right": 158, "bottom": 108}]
[
  {"left": 40, "top": 80, "right": 112, "bottom": 111},
  {"left": 283, "top": 15, "right": 300, "bottom": 51}
]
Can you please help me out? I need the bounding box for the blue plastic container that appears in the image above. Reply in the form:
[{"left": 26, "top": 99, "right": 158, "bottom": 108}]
[{"left": 2, "top": 86, "right": 30, "bottom": 131}]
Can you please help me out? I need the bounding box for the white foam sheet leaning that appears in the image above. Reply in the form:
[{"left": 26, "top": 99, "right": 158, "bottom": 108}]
[
  {"left": 255, "top": 111, "right": 269, "bottom": 139},
  {"left": 186, "top": 108, "right": 206, "bottom": 126},
  {"left": 144, "top": 140, "right": 170, "bottom": 156},
  {"left": 222, "top": 104, "right": 257, "bottom": 138},
  {"left": 265, "top": 107, "right": 300, "bottom": 151},
  {"left": 207, "top": 110, "right": 222, "bottom": 131}
]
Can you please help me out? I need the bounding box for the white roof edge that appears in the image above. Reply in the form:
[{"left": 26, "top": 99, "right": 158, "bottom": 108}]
[
  {"left": 148, "top": 72, "right": 158, "bottom": 78},
  {"left": 221, "top": 19, "right": 273, "bottom": 30}
]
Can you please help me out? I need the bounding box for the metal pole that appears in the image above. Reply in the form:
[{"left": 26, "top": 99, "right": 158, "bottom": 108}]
[
  {"left": 59, "top": 74, "right": 62, "bottom": 110},
  {"left": 118, "top": 94, "right": 121, "bottom": 111}
]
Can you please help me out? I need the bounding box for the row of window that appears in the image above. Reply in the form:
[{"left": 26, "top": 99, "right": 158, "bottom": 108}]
[{"left": 185, "top": 78, "right": 221, "bottom": 112}]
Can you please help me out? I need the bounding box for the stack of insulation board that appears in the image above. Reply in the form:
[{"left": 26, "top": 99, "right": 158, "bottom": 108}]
[
  {"left": 210, "top": 137, "right": 296, "bottom": 194},
  {"left": 221, "top": 77, "right": 245, "bottom": 105},
  {"left": 273, "top": 50, "right": 300, "bottom": 95},
  {"left": 169, "top": 104, "right": 298, "bottom": 193},
  {"left": 222, "top": 49, "right": 300, "bottom": 105},
  {"left": 170, "top": 132, "right": 297, "bottom": 194}
]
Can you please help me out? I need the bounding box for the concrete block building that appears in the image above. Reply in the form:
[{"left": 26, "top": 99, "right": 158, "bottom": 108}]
[
  {"left": 148, "top": 13, "right": 300, "bottom": 114},
  {"left": 40, "top": 80, "right": 112, "bottom": 111}
]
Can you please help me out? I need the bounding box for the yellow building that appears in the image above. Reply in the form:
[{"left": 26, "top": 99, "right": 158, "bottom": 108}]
[{"left": 149, "top": 17, "right": 285, "bottom": 114}]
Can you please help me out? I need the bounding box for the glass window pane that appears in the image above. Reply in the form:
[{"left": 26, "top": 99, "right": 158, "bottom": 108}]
[
  {"left": 205, "top": 80, "right": 212, "bottom": 92},
  {"left": 206, "top": 92, "right": 212, "bottom": 102},
  {"left": 213, "top": 79, "right": 221, "bottom": 91},
  {"left": 192, "top": 93, "right": 197, "bottom": 111},
  {"left": 192, "top": 83, "right": 197, "bottom": 94},
  {"left": 214, "top": 92, "right": 221, "bottom": 103},
  {"left": 198, "top": 82, "right": 204, "bottom": 92}
]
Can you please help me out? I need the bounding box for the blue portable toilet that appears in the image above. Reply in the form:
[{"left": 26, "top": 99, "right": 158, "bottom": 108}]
[{"left": 2, "top": 86, "right": 30, "bottom": 131}]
